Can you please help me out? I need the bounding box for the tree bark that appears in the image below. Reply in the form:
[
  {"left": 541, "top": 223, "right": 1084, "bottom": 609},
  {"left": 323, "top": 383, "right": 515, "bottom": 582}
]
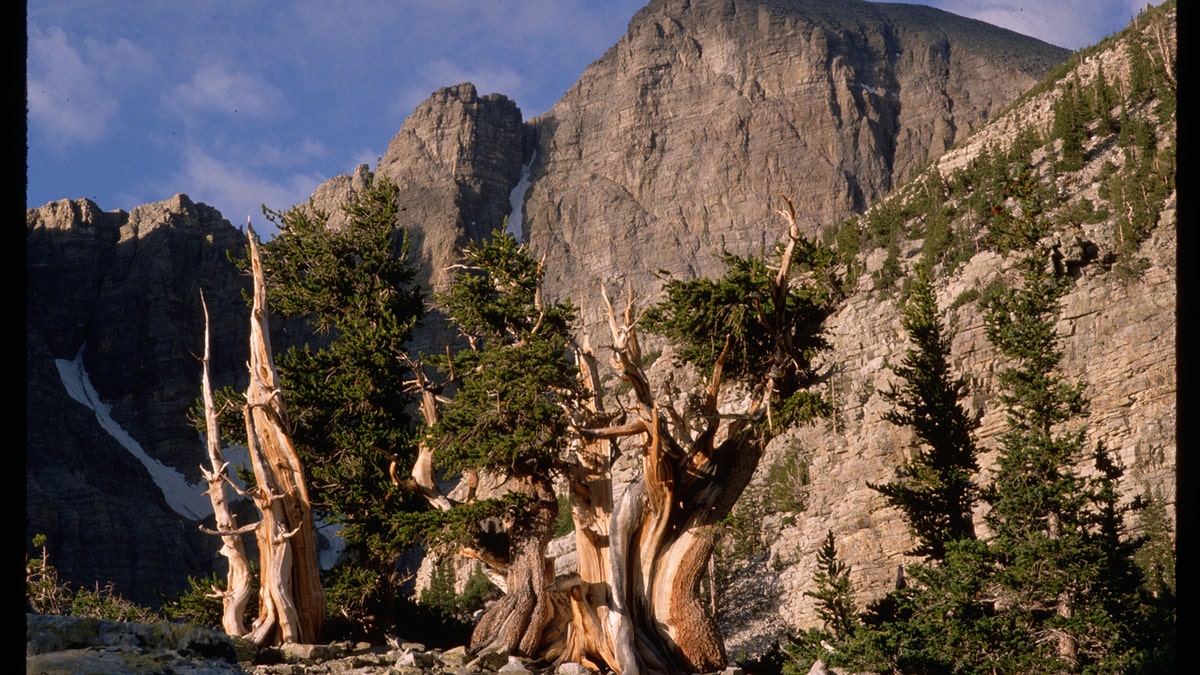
[
  {"left": 197, "top": 290, "right": 255, "bottom": 639},
  {"left": 242, "top": 225, "right": 325, "bottom": 646},
  {"left": 403, "top": 206, "right": 819, "bottom": 673},
  {"left": 469, "top": 475, "right": 559, "bottom": 657}
]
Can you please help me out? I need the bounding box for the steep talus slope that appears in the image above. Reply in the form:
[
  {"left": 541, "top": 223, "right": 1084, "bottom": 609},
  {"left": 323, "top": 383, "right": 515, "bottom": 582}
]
[
  {"left": 26, "top": 195, "right": 251, "bottom": 606},
  {"left": 521, "top": 0, "right": 1067, "bottom": 330}
]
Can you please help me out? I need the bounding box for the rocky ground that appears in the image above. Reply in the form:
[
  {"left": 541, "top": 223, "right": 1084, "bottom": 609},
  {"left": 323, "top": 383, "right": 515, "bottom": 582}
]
[{"left": 26, "top": 614, "right": 774, "bottom": 675}]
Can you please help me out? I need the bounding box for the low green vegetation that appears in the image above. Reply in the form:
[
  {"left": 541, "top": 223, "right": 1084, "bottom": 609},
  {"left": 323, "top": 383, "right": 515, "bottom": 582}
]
[{"left": 26, "top": 534, "right": 162, "bottom": 624}]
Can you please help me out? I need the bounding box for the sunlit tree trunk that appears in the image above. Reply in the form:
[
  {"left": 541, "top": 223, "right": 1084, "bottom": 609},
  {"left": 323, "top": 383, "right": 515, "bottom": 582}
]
[
  {"left": 241, "top": 225, "right": 325, "bottom": 646},
  {"left": 396, "top": 204, "right": 824, "bottom": 673},
  {"left": 197, "top": 290, "right": 256, "bottom": 639}
]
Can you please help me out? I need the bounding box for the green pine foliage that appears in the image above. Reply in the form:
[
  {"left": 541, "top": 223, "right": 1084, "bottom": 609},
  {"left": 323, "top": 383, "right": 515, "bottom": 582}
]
[
  {"left": 980, "top": 235, "right": 1151, "bottom": 672},
  {"left": 159, "top": 573, "right": 234, "bottom": 629},
  {"left": 429, "top": 229, "right": 580, "bottom": 479},
  {"left": 1093, "top": 63, "right": 1120, "bottom": 135},
  {"left": 838, "top": 192, "right": 1173, "bottom": 672},
  {"left": 781, "top": 531, "right": 859, "bottom": 675},
  {"left": 871, "top": 270, "right": 979, "bottom": 561},
  {"left": 1103, "top": 112, "right": 1174, "bottom": 277},
  {"left": 26, "top": 534, "right": 162, "bottom": 623},
  {"left": 257, "top": 172, "right": 428, "bottom": 632},
  {"left": 806, "top": 530, "right": 858, "bottom": 640},
  {"left": 642, "top": 223, "right": 837, "bottom": 428},
  {"left": 400, "top": 229, "right": 578, "bottom": 560},
  {"left": 1051, "top": 77, "right": 1087, "bottom": 172}
]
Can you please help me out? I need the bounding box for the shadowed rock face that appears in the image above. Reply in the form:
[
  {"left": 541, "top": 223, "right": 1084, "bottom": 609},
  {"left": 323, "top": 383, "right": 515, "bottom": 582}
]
[
  {"left": 26, "top": 0, "right": 1076, "bottom": 617},
  {"left": 26, "top": 195, "right": 252, "bottom": 607}
]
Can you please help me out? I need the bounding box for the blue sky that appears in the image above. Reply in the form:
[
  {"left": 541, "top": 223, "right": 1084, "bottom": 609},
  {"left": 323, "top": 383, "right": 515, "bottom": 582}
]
[{"left": 26, "top": 0, "right": 1157, "bottom": 235}]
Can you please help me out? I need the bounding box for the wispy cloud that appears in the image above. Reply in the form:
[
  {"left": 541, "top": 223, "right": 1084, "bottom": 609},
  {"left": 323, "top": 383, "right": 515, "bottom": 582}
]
[
  {"left": 164, "top": 63, "right": 287, "bottom": 124},
  {"left": 923, "top": 0, "right": 1152, "bottom": 49},
  {"left": 160, "top": 145, "right": 327, "bottom": 233},
  {"left": 392, "top": 60, "right": 527, "bottom": 119},
  {"left": 26, "top": 24, "right": 153, "bottom": 149}
]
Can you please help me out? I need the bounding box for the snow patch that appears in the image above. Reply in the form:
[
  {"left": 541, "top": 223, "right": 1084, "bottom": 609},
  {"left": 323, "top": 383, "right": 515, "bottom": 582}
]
[
  {"left": 506, "top": 151, "right": 536, "bottom": 241},
  {"left": 57, "top": 347, "right": 347, "bottom": 569},
  {"left": 56, "top": 347, "right": 213, "bottom": 522},
  {"left": 315, "top": 519, "right": 346, "bottom": 570}
]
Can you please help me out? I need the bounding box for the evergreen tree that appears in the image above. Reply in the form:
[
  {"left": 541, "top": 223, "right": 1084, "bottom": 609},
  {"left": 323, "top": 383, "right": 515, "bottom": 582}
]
[
  {"left": 851, "top": 193, "right": 1168, "bottom": 674},
  {"left": 258, "top": 173, "right": 426, "bottom": 637},
  {"left": 412, "top": 229, "right": 582, "bottom": 655},
  {"left": 871, "top": 270, "right": 979, "bottom": 560},
  {"left": 426, "top": 229, "right": 580, "bottom": 482},
  {"left": 782, "top": 530, "right": 861, "bottom": 675},
  {"left": 805, "top": 529, "right": 858, "bottom": 640},
  {"left": 1094, "top": 63, "right": 1120, "bottom": 135},
  {"left": 982, "top": 228, "right": 1146, "bottom": 672},
  {"left": 1052, "top": 78, "right": 1086, "bottom": 172}
]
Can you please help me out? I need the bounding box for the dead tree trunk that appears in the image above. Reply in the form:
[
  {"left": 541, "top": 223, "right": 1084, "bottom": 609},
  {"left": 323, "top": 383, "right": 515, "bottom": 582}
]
[
  {"left": 241, "top": 225, "right": 325, "bottom": 646},
  {"left": 197, "top": 290, "right": 256, "bottom": 638}
]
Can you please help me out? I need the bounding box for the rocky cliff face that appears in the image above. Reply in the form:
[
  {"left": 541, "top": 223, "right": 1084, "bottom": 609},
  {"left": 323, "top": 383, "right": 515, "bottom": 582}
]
[
  {"left": 26, "top": 195, "right": 252, "bottom": 606},
  {"left": 522, "top": 0, "right": 1068, "bottom": 332}
]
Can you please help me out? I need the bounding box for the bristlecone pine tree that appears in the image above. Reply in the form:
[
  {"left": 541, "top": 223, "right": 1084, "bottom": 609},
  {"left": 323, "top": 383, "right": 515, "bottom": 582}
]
[
  {"left": 398, "top": 199, "right": 838, "bottom": 674},
  {"left": 257, "top": 173, "right": 427, "bottom": 637}
]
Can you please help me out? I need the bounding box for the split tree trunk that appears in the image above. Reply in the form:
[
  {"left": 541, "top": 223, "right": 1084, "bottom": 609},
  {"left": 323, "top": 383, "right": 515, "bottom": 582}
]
[{"left": 242, "top": 225, "right": 325, "bottom": 646}]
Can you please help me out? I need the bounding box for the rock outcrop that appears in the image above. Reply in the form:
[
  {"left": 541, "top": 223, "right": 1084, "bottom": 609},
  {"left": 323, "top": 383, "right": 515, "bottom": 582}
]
[
  {"left": 522, "top": 0, "right": 1068, "bottom": 332},
  {"left": 26, "top": 614, "right": 621, "bottom": 675}
]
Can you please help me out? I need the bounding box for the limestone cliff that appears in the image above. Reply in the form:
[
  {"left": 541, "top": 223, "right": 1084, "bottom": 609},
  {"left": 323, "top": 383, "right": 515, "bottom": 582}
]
[{"left": 522, "top": 0, "right": 1068, "bottom": 332}]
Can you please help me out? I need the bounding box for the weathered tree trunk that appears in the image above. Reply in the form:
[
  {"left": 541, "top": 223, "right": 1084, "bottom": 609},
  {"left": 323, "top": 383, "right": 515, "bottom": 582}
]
[
  {"left": 468, "top": 476, "right": 559, "bottom": 657},
  {"left": 398, "top": 361, "right": 564, "bottom": 659},
  {"left": 553, "top": 286, "right": 760, "bottom": 674},
  {"left": 546, "top": 204, "right": 813, "bottom": 673},
  {"left": 397, "top": 205, "right": 818, "bottom": 673},
  {"left": 197, "top": 290, "right": 256, "bottom": 638},
  {"left": 242, "top": 226, "right": 325, "bottom": 646}
]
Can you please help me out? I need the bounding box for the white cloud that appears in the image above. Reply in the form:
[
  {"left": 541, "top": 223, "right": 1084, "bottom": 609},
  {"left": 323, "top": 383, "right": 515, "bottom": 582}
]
[
  {"left": 164, "top": 63, "right": 287, "bottom": 124},
  {"left": 924, "top": 0, "right": 1157, "bottom": 49},
  {"left": 164, "top": 145, "right": 326, "bottom": 235},
  {"left": 249, "top": 137, "right": 328, "bottom": 171},
  {"left": 27, "top": 24, "right": 121, "bottom": 148}
]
